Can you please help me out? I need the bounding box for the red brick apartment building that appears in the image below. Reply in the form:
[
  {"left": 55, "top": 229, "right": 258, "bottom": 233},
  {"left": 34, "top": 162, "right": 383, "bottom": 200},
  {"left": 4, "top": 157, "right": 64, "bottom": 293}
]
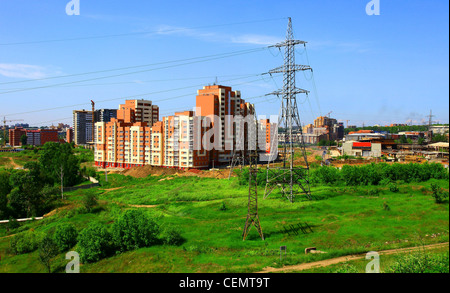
[{"left": 8, "top": 127, "right": 59, "bottom": 146}]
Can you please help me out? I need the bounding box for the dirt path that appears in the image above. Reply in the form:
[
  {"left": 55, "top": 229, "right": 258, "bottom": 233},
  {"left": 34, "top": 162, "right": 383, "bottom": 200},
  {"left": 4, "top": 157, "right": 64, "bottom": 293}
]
[
  {"left": 256, "top": 242, "right": 449, "bottom": 273},
  {"left": 8, "top": 157, "right": 21, "bottom": 169}
]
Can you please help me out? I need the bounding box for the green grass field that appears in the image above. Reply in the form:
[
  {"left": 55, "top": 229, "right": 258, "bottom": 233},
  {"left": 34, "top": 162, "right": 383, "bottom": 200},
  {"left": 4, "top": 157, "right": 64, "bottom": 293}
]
[{"left": 0, "top": 169, "right": 448, "bottom": 273}]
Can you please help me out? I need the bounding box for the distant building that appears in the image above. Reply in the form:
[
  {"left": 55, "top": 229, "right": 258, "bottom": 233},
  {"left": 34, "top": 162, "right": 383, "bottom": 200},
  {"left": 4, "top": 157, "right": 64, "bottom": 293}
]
[
  {"left": 9, "top": 127, "right": 26, "bottom": 146},
  {"left": 73, "top": 110, "right": 93, "bottom": 145},
  {"left": 342, "top": 141, "right": 382, "bottom": 157},
  {"left": 66, "top": 128, "right": 74, "bottom": 143},
  {"left": 8, "top": 127, "right": 58, "bottom": 146},
  {"left": 73, "top": 108, "right": 119, "bottom": 146},
  {"left": 94, "top": 109, "right": 117, "bottom": 123},
  {"left": 95, "top": 85, "right": 265, "bottom": 170}
]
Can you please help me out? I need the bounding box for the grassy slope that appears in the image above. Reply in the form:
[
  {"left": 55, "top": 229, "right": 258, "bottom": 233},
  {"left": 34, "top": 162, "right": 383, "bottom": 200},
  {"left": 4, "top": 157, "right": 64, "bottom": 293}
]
[{"left": 0, "top": 173, "right": 448, "bottom": 273}]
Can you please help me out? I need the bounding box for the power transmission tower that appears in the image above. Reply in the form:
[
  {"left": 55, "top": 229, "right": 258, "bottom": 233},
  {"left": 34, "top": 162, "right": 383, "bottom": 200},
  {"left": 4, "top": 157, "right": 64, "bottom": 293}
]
[
  {"left": 264, "top": 17, "right": 312, "bottom": 203},
  {"left": 427, "top": 110, "right": 435, "bottom": 130},
  {"left": 228, "top": 150, "right": 246, "bottom": 179},
  {"left": 242, "top": 111, "right": 264, "bottom": 241}
]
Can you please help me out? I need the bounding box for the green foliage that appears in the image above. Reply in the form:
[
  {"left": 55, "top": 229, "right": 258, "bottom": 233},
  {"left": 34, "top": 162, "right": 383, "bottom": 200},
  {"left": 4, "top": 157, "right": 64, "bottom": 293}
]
[
  {"left": 218, "top": 201, "right": 228, "bottom": 211},
  {"left": 432, "top": 133, "right": 449, "bottom": 143},
  {"left": 77, "top": 222, "right": 114, "bottom": 263},
  {"left": 20, "top": 134, "right": 27, "bottom": 146},
  {"left": 53, "top": 223, "right": 78, "bottom": 252},
  {"left": 333, "top": 263, "right": 359, "bottom": 273},
  {"left": 39, "top": 142, "right": 82, "bottom": 187},
  {"left": 160, "top": 225, "right": 185, "bottom": 246},
  {"left": 387, "top": 251, "right": 449, "bottom": 273},
  {"left": 111, "top": 209, "right": 160, "bottom": 252},
  {"left": 430, "top": 183, "right": 449, "bottom": 204},
  {"left": 388, "top": 183, "right": 399, "bottom": 193},
  {"left": 10, "top": 230, "right": 43, "bottom": 255},
  {"left": 82, "top": 192, "right": 98, "bottom": 213},
  {"left": 7, "top": 217, "right": 20, "bottom": 230},
  {"left": 38, "top": 235, "right": 59, "bottom": 273}
]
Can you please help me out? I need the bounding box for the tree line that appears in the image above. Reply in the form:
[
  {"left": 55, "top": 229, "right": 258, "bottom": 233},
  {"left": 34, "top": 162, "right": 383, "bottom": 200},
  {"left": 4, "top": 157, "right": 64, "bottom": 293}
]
[{"left": 0, "top": 142, "right": 91, "bottom": 219}]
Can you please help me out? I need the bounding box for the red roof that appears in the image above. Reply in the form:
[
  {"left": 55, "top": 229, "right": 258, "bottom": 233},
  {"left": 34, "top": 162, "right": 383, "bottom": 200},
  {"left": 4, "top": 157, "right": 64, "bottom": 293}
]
[{"left": 353, "top": 142, "right": 371, "bottom": 147}]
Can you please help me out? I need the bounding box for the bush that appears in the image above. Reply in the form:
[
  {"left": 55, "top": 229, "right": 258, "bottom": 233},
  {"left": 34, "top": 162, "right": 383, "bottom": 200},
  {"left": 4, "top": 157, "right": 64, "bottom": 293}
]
[
  {"left": 82, "top": 192, "right": 98, "bottom": 212},
  {"left": 160, "top": 225, "right": 185, "bottom": 246},
  {"left": 218, "top": 201, "right": 228, "bottom": 211},
  {"left": 387, "top": 251, "right": 449, "bottom": 273},
  {"left": 53, "top": 223, "right": 78, "bottom": 252},
  {"left": 430, "top": 183, "right": 449, "bottom": 204},
  {"left": 388, "top": 183, "right": 399, "bottom": 193},
  {"left": 111, "top": 209, "right": 160, "bottom": 252},
  {"left": 77, "top": 222, "right": 113, "bottom": 263},
  {"left": 38, "top": 235, "right": 59, "bottom": 273},
  {"left": 10, "top": 230, "right": 43, "bottom": 255},
  {"left": 333, "top": 263, "right": 359, "bottom": 273}
]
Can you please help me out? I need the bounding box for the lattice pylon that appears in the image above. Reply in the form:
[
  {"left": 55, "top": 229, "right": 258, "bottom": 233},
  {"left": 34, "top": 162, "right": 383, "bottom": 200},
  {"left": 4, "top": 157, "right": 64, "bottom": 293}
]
[
  {"left": 264, "top": 17, "right": 312, "bottom": 203},
  {"left": 242, "top": 112, "right": 264, "bottom": 241}
]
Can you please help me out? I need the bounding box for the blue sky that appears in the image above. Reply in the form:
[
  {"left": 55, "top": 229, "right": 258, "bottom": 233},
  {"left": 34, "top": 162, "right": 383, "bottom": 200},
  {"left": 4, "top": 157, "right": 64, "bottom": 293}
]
[{"left": 0, "top": 0, "right": 448, "bottom": 127}]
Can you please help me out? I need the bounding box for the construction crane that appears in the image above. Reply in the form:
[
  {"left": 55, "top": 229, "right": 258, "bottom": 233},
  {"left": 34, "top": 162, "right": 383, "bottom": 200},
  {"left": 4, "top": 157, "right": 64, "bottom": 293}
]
[
  {"left": 339, "top": 119, "right": 350, "bottom": 128},
  {"left": 326, "top": 111, "right": 333, "bottom": 118},
  {"left": 2, "top": 117, "right": 24, "bottom": 147}
]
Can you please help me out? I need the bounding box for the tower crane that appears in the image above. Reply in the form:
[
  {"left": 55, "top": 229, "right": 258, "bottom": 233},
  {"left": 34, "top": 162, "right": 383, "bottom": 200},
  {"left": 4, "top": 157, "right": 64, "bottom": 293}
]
[
  {"left": 2, "top": 117, "right": 24, "bottom": 147},
  {"left": 326, "top": 111, "right": 333, "bottom": 118}
]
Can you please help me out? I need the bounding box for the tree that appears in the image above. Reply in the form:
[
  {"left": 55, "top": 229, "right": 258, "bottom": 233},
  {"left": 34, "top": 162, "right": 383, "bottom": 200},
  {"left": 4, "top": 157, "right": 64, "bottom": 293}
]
[
  {"left": 53, "top": 223, "right": 78, "bottom": 252},
  {"left": 111, "top": 209, "right": 160, "bottom": 252},
  {"left": 38, "top": 236, "right": 59, "bottom": 273},
  {"left": 20, "top": 134, "right": 27, "bottom": 146},
  {"left": 0, "top": 171, "right": 11, "bottom": 218},
  {"left": 77, "top": 222, "right": 113, "bottom": 263},
  {"left": 82, "top": 192, "right": 98, "bottom": 213},
  {"left": 39, "top": 142, "right": 81, "bottom": 187}
]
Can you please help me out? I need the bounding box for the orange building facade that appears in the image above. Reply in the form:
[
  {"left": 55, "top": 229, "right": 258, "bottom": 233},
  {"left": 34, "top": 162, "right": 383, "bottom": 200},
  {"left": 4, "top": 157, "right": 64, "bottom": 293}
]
[{"left": 94, "top": 86, "right": 271, "bottom": 170}]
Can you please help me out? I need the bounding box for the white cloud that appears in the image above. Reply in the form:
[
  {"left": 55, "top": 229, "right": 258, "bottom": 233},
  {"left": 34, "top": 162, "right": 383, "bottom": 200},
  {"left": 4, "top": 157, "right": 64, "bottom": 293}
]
[
  {"left": 0, "top": 64, "right": 49, "bottom": 79},
  {"left": 230, "top": 34, "right": 283, "bottom": 46},
  {"left": 153, "top": 24, "right": 281, "bottom": 46}
]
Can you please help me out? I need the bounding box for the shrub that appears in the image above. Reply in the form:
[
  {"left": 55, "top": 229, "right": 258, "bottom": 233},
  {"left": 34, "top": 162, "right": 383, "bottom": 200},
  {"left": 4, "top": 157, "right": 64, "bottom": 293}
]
[
  {"left": 160, "top": 225, "right": 185, "bottom": 246},
  {"left": 111, "top": 209, "right": 160, "bottom": 252},
  {"left": 53, "top": 223, "right": 78, "bottom": 252},
  {"left": 430, "top": 183, "right": 449, "bottom": 204},
  {"left": 219, "top": 201, "right": 228, "bottom": 211},
  {"left": 388, "top": 183, "right": 399, "bottom": 193},
  {"left": 10, "top": 230, "right": 43, "bottom": 255},
  {"left": 82, "top": 192, "right": 98, "bottom": 212},
  {"left": 38, "top": 235, "right": 59, "bottom": 273},
  {"left": 387, "top": 251, "right": 449, "bottom": 273},
  {"left": 333, "top": 263, "right": 359, "bottom": 273},
  {"left": 77, "top": 222, "right": 113, "bottom": 263}
]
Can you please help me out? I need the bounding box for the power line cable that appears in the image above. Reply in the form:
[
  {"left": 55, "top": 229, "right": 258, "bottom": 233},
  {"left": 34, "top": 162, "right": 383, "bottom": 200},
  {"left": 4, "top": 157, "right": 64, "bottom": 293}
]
[
  {"left": 0, "top": 17, "right": 287, "bottom": 46},
  {"left": 1, "top": 73, "right": 281, "bottom": 117},
  {"left": 0, "top": 49, "right": 267, "bottom": 95},
  {"left": 0, "top": 48, "right": 267, "bottom": 86}
]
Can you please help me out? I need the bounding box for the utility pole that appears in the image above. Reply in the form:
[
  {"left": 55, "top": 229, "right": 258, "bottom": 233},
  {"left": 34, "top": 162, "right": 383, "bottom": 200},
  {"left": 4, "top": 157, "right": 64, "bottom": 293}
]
[{"left": 264, "top": 17, "right": 312, "bottom": 203}]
